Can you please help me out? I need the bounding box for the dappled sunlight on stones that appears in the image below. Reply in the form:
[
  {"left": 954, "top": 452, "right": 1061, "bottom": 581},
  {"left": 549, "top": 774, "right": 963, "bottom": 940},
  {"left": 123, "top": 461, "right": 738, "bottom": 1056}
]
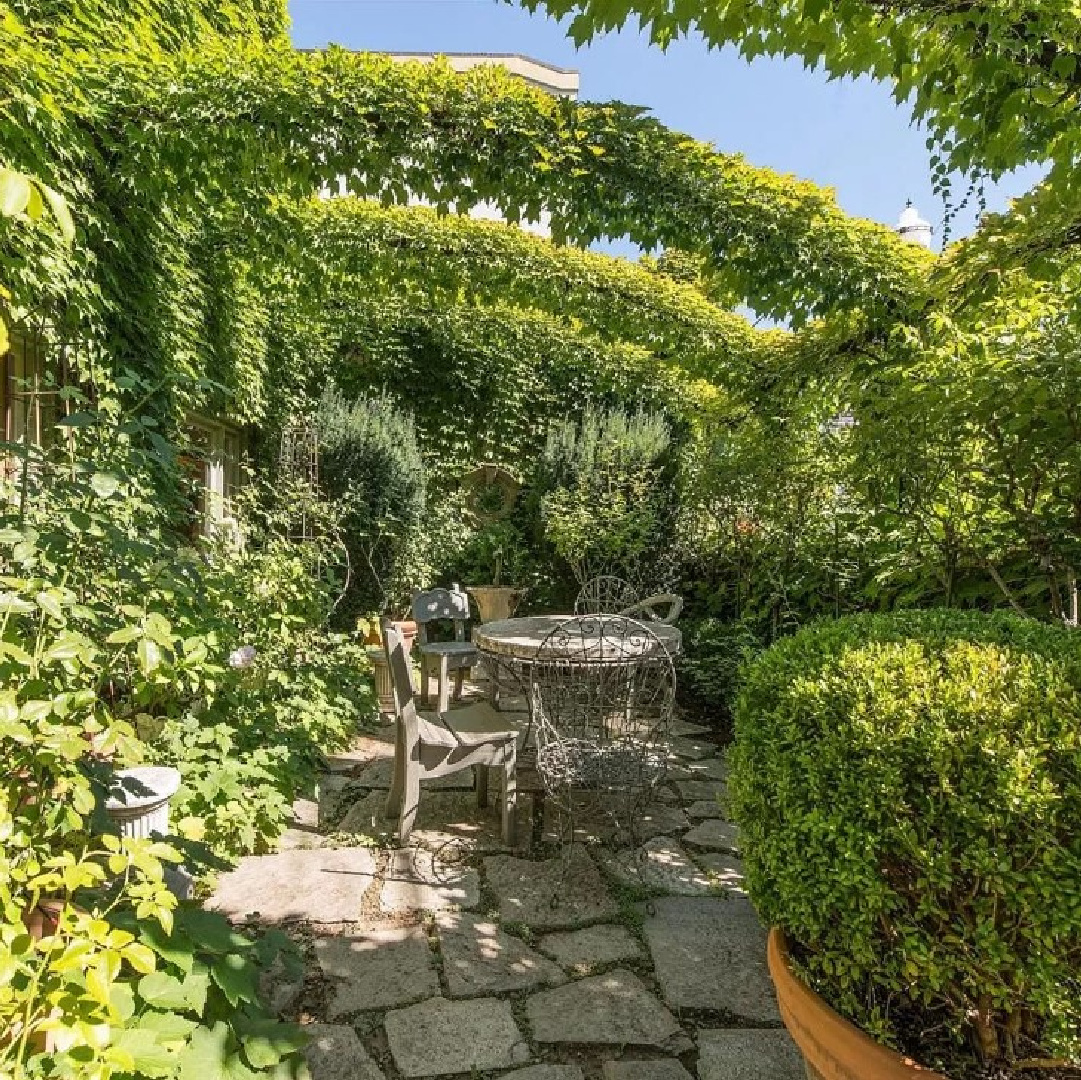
[
  {"left": 526, "top": 969, "right": 681, "bottom": 1047},
  {"left": 315, "top": 927, "right": 439, "bottom": 1016},
  {"left": 695, "top": 853, "right": 748, "bottom": 895},
  {"left": 695, "top": 1029, "right": 803, "bottom": 1079},
  {"left": 435, "top": 911, "right": 566, "bottom": 996},
  {"left": 538, "top": 924, "right": 643, "bottom": 973},
  {"left": 483, "top": 845, "right": 618, "bottom": 929},
  {"left": 644, "top": 897, "right": 780, "bottom": 1021},
  {"left": 302, "top": 1023, "right": 387, "bottom": 1080},
  {"left": 503, "top": 1066, "right": 585, "bottom": 1080},
  {"left": 381, "top": 846, "right": 480, "bottom": 913},
  {"left": 208, "top": 847, "right": 376, "bottom": 924},
  {"left": 600, "top": 838, "right": 714, "bottom": 896},
  {"left": 683, "top": 818, "right": 741, "bottom": 853},
  {"left": 675, "top": 779, "right": 728, "bottom": 804},
  {"left": 384, "top": 996, "right": 530, "bottom": 1077}
]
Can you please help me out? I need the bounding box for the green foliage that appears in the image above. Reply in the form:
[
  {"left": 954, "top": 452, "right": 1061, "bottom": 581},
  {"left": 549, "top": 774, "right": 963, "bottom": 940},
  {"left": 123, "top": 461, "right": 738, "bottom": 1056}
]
[
  {"left": 538, "top": 407, "right": 675, "bottom": 585},
  {"left": 316, "top": 388, "right": 427, "bottom": 617},
  {"left": 729, "top": 610, "right": 1081, "bottom": 1066},
  {"left": 676, "top": 618, "right": 761, "bottom": 735}
]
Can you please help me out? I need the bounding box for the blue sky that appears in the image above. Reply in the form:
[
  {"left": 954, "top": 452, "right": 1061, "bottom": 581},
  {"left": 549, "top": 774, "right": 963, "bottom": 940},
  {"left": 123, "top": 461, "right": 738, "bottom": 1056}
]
[{"left": 288, "top": 0, "right": 1043, "bottom": 250}]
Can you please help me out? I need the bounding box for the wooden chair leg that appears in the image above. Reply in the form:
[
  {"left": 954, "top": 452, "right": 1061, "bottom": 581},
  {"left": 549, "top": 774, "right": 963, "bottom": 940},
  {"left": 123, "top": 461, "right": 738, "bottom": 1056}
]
[
  {"left": 502, "top": 743, "right": 517, "bottom": 846},
  {"left": 420, "top": 657, "right": 430, "bottom": 706},
  {"left": 384, "top": 719, "right": 406, "bottom": 818},
  {"left": 475, "top": 765, "right": 490, "bottom": 809},
  {"left": 453, "top": 668, "right": 465, "bottom": 702},
  {"left": 438, "top": 655, "right": 451, "bottom": 714},
  {"left": 399, "top": 766, "right": 421, "bottom": 842}
]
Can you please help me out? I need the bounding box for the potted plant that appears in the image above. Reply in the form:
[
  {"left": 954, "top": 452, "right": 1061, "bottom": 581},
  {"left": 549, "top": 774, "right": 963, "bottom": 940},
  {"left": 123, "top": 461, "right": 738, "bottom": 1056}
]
[
  {"left": 728, "top": 610, "right": 1081, "bottom": 1080},
  {"left": 459, "top": 465, "right": 527, "bottom": 622}
]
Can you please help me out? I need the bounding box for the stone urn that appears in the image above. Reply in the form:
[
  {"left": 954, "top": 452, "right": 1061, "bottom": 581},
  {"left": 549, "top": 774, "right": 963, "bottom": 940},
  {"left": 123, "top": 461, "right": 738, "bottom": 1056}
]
[
  {"left": 466, "top": 585, "right": 525, "bottom": 624},
  {"left": 105, "top": 766, "right": 182, "bottom": 840}
]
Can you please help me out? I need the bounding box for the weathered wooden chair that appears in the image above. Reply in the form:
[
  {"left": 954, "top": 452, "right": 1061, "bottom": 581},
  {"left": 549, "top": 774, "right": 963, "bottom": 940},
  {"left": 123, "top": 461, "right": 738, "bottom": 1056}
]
[
  {"left": 574, "top": 575, "right": 639, "bottom": 616},
  {"left": 413, "top": 585, "right": 479, "bottom": 714},
  {"left": 382, "top": 619, "right": 518, "bottom": 844}
]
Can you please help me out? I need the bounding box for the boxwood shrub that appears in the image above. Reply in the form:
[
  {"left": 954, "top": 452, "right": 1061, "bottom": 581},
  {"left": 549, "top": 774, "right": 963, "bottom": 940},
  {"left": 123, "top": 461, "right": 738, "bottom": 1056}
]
[{"left": 728, "top": 610, "right": 1081, "bottom": 1067}]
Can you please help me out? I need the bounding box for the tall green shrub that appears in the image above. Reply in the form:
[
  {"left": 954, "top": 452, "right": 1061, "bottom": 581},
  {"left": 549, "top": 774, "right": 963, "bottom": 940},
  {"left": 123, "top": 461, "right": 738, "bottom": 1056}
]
[
  {"left": 316, "top": 388, "right": 427, "bottom": 617},
  {"left": 537, "top": 406, "right": 676, "bottom": 586},
  {"left": 729, "top": 610, "right": 1081, "bottom": 1069}
]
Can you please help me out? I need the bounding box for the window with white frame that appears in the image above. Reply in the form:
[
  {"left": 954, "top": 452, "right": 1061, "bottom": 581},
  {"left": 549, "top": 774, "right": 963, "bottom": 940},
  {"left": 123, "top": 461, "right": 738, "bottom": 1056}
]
[{"left": 186, "top": 418, "right": 245, "bottom": 537}]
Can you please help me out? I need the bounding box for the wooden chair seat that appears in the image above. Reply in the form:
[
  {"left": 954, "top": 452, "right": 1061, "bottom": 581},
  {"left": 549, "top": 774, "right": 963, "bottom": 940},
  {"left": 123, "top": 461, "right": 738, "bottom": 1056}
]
[{"left": 416, "top": 702, "right": 519, "bottom": 749}]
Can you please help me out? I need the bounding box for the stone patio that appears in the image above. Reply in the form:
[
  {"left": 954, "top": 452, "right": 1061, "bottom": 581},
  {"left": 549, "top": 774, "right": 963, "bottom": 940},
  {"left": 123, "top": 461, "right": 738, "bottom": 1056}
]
[{"left": 206, "top": 707, "right": 800, "bottom": 1079}]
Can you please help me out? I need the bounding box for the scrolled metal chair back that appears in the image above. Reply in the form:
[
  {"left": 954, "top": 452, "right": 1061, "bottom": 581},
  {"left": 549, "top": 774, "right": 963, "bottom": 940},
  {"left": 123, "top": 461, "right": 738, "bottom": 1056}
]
[
  {"left": 574, "top": 575, "right": 639, "bottom": 616},
  {"left": 529, "top": 616, "right": 674, "bottom": 802}
]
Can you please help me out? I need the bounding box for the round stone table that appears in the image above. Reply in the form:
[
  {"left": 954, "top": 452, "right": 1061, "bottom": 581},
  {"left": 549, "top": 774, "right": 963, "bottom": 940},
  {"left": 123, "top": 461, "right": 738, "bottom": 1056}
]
[{"left": 475, "top": 614, "right": 681, "bottom": 664}]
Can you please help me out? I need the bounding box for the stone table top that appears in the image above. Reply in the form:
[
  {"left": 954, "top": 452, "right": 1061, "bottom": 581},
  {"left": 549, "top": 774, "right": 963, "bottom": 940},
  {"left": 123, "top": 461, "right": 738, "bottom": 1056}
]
[{"left": 474, "top": 615, "right": 682, "bottom": 662}]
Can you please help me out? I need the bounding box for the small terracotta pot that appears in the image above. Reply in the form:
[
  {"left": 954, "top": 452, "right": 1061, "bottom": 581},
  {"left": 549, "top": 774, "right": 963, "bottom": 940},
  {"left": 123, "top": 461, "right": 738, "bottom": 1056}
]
[
  {"left": 390, "top": 619, "right": 418, "bottom": 656},
  {"left": 768, "top": 927, "right": 947, "bottom": 1080}
]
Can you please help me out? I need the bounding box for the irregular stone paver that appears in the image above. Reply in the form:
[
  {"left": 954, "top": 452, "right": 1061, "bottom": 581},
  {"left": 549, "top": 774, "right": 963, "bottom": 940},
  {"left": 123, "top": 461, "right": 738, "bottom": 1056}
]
[
  {"left": 538, "top": 924, "right": 643, "bottom": 972},
  {"left": 602, "top": 1060, "right": 694, "bottom": 1080},
  {"left": 644, "top": 897, "right": 779, "bottom": 1021},
  {"left": 696, "top": 1029, "right": 803, "bottom": 1080},
  {"left": 685, "top": 800, "right": 721, "bottom": 820},
  {"left": 668, "top": 735, "right": 716, "bottom": 761},
  {"left": 683, "top": 819, "right": 741, "bottom": 853},
  {"left": 258, "top": 954, "right": 305, "bottom": 1016},
  {"left": 669, "top": 719, "right": 712, "bottom": 737},
  {"left": 208, "top": 847, "right": 376, "bottom": 923},
  {"left": 384, "top": 996, "right": 530, "bottom": 1077},
  {"left": 278, "top": 797, "right": 325, "bottom": 850},
  {"left": 317, "top": 773, "right": 355, "bottom": 826},
  {"left": 484, "top": 846, "right": 618, "bottom": 930},
  {"left": 435, "top": 911, "right": 566, "bottom": 996},
  {"left": 633, "top": 803, "right": 690, "bottom": 840},
  {"left": 338, "top": 790, "right": 390, "bottom": 835},
  {"left": 695, "top": 853, "right": 748, "bottom": 895},
  {"left": 675, "top": 779, "right": 728, "bottom": 804},
  {"left": 677, "top": 756, "right": 728, "bottom": 782},
  {"left": 315, "top": 928, "right": 439, "bottom": 1016},
  {"left": 502, "top": 1065, "right": 585, "bottom": 1079},
  {"left": 381, "top": 846, "right": 480, "bottom": 913},
  {"left": 303, "top": 1023, "right": 386, "bottom": 1080},
  {"left": 526, "top": 969, "right": 681, "bottom": 1048},
  {"left": 542, "top": 801, "right": 687, "bottom": 846},
  {"left": 601, "top": 838, "right": 714, "bottom": 896}
]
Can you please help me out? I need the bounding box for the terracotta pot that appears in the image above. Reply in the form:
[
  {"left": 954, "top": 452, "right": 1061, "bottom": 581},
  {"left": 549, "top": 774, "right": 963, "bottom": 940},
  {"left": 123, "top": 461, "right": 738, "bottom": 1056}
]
[
  {"left": 22, "top": 899, "right": 66, "bottom": 941},
  {"left": 390, "top": 619, "right": 418, "bottom": 655},
  {"left": 768, "top": 927, "right": 947, "bottom": 1080}
]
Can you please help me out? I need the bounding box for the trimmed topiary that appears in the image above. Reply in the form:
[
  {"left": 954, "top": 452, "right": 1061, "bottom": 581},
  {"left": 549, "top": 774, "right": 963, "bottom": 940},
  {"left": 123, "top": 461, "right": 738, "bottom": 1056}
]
[{"left": 729, "top": 609, "right": 1081, "bottom": 1069}]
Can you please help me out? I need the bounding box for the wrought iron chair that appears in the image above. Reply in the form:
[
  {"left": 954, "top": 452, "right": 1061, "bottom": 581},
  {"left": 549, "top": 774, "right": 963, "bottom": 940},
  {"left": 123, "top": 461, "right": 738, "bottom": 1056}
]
[
  {"left": 413, "top": 585, "right": 479, "bottom": 714},
  {"left": 574, "top": 575, "right": 639, "bottom": 616},
  {"left": 619, "top": 593, "right": 684, "bottom": 625},
  {"left": 382, "top": 620, "right": 518, "bottom": 844},
  {"left": 529, "top": 615, "right": 675, "bottom": 844}
]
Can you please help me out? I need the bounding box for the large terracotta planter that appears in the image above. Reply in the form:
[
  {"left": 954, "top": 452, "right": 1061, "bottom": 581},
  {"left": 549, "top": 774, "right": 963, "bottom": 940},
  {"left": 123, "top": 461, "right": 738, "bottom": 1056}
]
[{"left": 768, "top": 928, "right": 947, "bottom": 1080}]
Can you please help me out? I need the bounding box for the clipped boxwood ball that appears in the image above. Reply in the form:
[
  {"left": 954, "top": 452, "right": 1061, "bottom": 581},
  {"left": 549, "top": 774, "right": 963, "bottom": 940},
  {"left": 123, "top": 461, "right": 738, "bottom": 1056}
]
[{"left": 728, "top": 610, "right": 1081, "bottom": 1066}]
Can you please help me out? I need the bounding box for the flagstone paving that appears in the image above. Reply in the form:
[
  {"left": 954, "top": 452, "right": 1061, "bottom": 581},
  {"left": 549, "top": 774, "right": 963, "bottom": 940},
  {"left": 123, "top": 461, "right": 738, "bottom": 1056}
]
[
  {"left": 683, "top": 818, "right": 741, "bottom": 852},
  {"left": 302, "top": 1023, "right": 387, "bottom": 1080},
  {"left": 526, "top": 969, "right": 682, "bottom": 1048},
  {"left": 315, "top": 927, "right": 440, "bottom": 1016},
  {"left": 602, "top": 1060, "right": 695, "bottom": 1080},
  {"left": 537, "top": 924, "right": 643, "bottom": 972},
  {"left": 384, "top": 996, "right": 531, "bottom": 1077},
  {"left": 696, "top": 1029, "right": 803, "bottom": 1079},
  {"left": 435, "top": 911, "right": 566, "bottom": 996},
  {"left": 208, "top": 847, "right": 376, "bottom": 923},
  {"left": 600, "top": 837, "right": 715, "bottom": 896},
  {"left": 644, "top": 897, "right": 780, "bottom": 1020},
  {"left": 206, "top": 706, "right": 794, "bottom": 1080}
]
